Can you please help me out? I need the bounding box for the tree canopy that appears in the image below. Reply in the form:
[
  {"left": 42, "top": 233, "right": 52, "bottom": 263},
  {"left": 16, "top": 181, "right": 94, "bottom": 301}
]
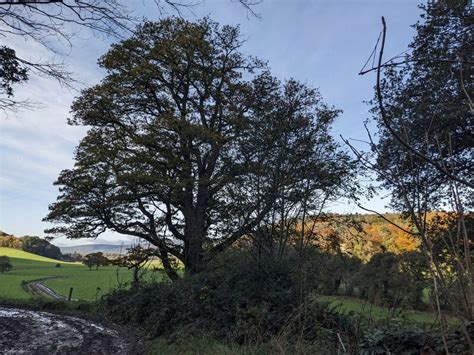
[
  {"left": 0, "top": 255, "right": 13, "bottom": 274},
  {"left": 21, "top": 236, "right": 63, "bottom": 260},
  {"left": 82, "top": 252, "right": 109, "bottom": 270},
  {"left": 44, "top": 18, "right": 353, "bottom": 278},
  {"left": 373, "top": 0, "right": 473, "bottom": 211}
]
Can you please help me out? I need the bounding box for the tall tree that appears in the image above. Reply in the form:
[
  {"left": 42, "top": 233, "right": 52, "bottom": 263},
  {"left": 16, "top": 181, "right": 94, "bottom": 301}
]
[
  {"left": 44, "top": 18, "right": 352, "bottom": 279},
  {"left": 373, "top": 0, "right": 473, "bottom": 210},
  {"left": 350, "top": 0, "right": 473, "bottom": 350}
]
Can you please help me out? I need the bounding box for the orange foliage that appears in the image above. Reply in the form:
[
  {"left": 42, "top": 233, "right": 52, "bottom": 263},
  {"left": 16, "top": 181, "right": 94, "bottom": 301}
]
[
  {"left": 291, "top": 214, "right": 421, "bottom": 261},
  {"left": 0, "top": 234, "right": 23, "bottom": 249}
]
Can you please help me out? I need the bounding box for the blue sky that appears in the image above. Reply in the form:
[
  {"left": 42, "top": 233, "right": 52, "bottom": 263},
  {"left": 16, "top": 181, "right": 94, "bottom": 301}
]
[{"left": 0, "top": 0, "right": 424, "bottom": 245}]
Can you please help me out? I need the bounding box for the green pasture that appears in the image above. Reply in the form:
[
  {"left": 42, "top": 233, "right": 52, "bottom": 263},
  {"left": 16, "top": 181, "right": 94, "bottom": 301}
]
[
  {"left": 0, "top": 247, "right": 166, "bottom": 301},
  {"left": 319, "top": 295, "right": 455, "bottom": 326}
]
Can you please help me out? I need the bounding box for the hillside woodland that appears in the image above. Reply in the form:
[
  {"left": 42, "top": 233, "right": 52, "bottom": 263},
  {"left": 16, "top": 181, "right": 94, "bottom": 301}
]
[{"left": 0, "top": 232, "right": 63, "bottom": 260}]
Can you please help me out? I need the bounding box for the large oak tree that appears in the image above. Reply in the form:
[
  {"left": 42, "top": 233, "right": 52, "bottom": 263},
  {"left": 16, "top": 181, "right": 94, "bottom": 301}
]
[{"left": 44, "top": 18, "right": 352, "bottom": 279}]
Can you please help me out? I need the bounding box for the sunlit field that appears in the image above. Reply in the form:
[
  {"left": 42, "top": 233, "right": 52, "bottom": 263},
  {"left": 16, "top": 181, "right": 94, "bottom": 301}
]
[
  {"left": 0, "top": 247, "right": 166, "bottom": 301},
  {"left": 318, "top": 295, "right": 457, "bottom": 326}
]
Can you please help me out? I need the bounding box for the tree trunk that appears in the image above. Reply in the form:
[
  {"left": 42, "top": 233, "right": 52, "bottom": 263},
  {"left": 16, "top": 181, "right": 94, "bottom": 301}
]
[
  {"left": 184, "top": 235, "right": 206, "bottom": 274},
  {"left": 183, "top": 210, "right": 207, "bottom": 274},
  {"left": 334, "top": 275, "right": 342, "bottom": 293},
  {"left": 132, "top": 267, "right": 140, "bottom": 289},
  {"left": 158, "top": 247, "right": 181, "bottom": 282}
]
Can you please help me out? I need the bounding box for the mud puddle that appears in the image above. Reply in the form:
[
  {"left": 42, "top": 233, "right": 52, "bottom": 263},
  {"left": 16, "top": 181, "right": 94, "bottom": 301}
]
[{"left": 0, "top": 307, "right": 143, "bottom": 354}]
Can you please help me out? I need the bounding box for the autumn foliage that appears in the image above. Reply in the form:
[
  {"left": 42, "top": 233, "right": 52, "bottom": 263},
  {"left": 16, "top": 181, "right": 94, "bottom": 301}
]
[{"left": 292, "top": 213, "right": 420, "bottom": 262}]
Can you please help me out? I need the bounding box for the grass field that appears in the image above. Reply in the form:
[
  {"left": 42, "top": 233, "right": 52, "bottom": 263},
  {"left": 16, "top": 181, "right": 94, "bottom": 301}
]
[
  {"left": 319, "top": 295, "right": 455, "bottom": 326},
  {"left": 0, "top": 247, "right": 167, "bottom": 301}
]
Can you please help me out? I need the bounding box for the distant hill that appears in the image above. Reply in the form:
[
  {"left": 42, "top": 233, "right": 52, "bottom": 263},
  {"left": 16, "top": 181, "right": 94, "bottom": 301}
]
[
  {"left": 0, "top": 231, "right": 131, "bottom": 257},
  {"left": 60, "top": 244, "right": 130, "bottom": 255}
]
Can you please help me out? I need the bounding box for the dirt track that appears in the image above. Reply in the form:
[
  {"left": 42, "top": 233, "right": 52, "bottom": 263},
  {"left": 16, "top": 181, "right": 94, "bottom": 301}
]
[
  {"left": 21, "top": 277, "right": 75, "bottom": 301},
  {"left": 32, "top": 280, "right": 70, "bottom": 300},
  {"left": 0, "top": 307, "right": 144, "bottom": 354}
]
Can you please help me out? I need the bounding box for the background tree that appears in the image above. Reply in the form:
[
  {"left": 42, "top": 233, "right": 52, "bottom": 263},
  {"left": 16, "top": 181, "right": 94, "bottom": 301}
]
[
  {"left": 0, "top": 232, "right": 23, "bottom": 249},
  {"left": 44, "top": 18, "right": 352, "bottom": 279},
  {"left": 82, "top": 254, "right": 94, "bottom": 270},
  {"left": 62, "top": 251, "right": 83, "bottom": 262},
  {"left": 21, "top": 235, "right": 63, "bottom": 260},
  {"left": 355, "top": 252, "right": 425, "bottom": 309},
  {"left": 346, "top": 0, "right": 473, "bottom": 350},
  {"left": 112, "top": 243, "right": 157, "bottom": 288},
  {"left": 0, "top": 255, "right": 13, "bottom": 274},
  {"left": 82, "top": 252, "right": 109, "bottom": 270}
]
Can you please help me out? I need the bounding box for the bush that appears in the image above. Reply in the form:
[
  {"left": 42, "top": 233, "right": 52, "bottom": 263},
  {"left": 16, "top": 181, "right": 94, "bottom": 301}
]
[
  {"left": 102, "top": 252, "right": 357, "bottom": 348},
  {"left": 360, "top": 327, "right": 472, "bottom": 354}
]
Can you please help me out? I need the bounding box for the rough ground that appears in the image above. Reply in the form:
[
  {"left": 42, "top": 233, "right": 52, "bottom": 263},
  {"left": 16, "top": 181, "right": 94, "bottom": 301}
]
[{"left": 0, "top": 307, "right": 144, "bottom": 354}]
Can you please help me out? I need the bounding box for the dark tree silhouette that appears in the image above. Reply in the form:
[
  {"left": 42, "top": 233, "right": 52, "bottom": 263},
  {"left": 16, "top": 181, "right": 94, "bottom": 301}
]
[
  {"left": 82, "top": 252, "right": 109, "bottom": 270},
  {"left": 44, "top": 18, "right": 352, "bottom": 279},
  {"left": 344, "top": 0, "right": 473, "bottom": 351},
  {"left": 0, "top": 255, "right": 13, "bottom": 274}
]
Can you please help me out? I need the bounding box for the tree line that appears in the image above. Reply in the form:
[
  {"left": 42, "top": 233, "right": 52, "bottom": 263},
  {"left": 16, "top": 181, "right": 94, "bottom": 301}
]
[{"left": 0, "top": 232, "right": 63, "bottom": 260}]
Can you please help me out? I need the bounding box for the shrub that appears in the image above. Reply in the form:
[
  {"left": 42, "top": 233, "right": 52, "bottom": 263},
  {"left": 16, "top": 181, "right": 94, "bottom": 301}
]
[
  {"left": 360, "top": 327, "right": 472, "bottom": 354},
  {"left": 102, "top": 252, "right": 357, "bottom": 348}
]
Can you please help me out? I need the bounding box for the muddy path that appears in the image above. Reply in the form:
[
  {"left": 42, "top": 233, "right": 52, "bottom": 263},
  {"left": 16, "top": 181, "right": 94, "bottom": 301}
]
[
  {"left": 32, "top": 280, "right": 71, "bottom": 300},
  {"left": 22, "top": 277, "right": 60, "bottom": 298},
  {"left": 0, "top": 307, "right": 144, "bottom": 354},
  {"left": 22, "top": 277, "right": 75, "bottom": 301}
]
